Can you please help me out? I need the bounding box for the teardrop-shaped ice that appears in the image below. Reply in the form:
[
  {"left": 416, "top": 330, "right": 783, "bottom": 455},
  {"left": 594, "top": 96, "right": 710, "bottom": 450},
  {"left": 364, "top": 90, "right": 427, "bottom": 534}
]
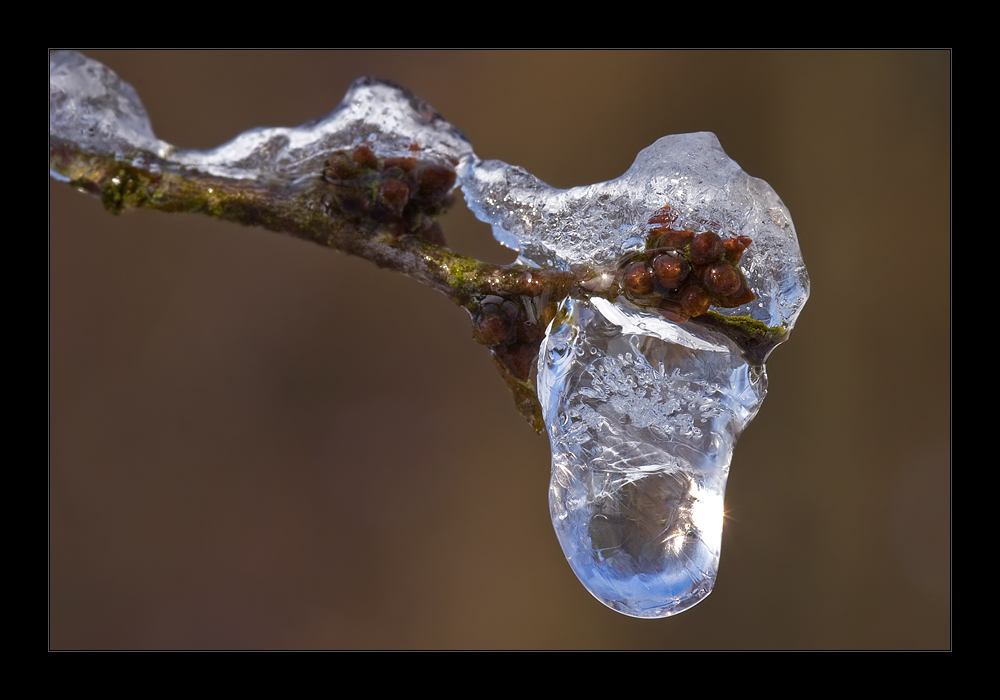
[
  {"left": 538, "top": 296, "right": 767, "bottom": 617},
  {"left": 463, "top": 132, "right": 808, "bottom": 617}
]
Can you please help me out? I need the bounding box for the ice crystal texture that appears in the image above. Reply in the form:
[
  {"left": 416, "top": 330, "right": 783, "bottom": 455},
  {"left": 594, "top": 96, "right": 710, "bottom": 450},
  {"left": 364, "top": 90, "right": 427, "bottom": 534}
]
[
  {"left": 461, "top": 133, "right": 808, "bottom": 328},
  {"left": 51, "top": 52, "right": 809, "bottom": 619},
  {"left": 537, "top": 298, "right": 765, "bottom": 616}
]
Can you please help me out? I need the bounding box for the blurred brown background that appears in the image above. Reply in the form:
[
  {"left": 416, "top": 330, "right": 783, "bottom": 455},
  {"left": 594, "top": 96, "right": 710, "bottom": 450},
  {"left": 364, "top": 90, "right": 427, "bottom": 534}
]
[{"left": 50, "top": 50, "right": 950, "bottom": 650}]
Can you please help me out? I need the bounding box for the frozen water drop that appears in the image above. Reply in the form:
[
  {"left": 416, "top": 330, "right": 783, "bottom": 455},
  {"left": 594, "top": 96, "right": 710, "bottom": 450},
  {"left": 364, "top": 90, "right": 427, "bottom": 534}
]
[
  {"left": 463, "top": 133, "right": 808, "bottom": 617},
  {"left": 538, "top": 298, "right": 766, "bottom": 617}
]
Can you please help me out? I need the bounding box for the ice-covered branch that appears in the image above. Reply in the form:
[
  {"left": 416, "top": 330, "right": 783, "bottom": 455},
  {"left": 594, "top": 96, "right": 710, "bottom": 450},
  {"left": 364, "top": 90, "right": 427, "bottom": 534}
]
[
  {"left": 49, "top": 50, "right": 580, "bottom": 429},
  {"left": 51, "top": 51, "right": 810, "bottom": 618},
  {"left": 49, "top": 51, "right": 794, "bottom": 430},
  {"left": 48, "top": 52, "right": 567, "bottom": 304},
  {"left": 48, "top": 133, "right": 572, "bottom": 309}
]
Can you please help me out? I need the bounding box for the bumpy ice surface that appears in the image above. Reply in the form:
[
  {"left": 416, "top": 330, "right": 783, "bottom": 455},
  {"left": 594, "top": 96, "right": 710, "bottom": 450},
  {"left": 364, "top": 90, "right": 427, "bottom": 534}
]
[
  {"left": 51, "top": 51, "right": 809, "bottom": 618},
  {"left": 49, "top": 50, "right": 473, "bottom": 185}
]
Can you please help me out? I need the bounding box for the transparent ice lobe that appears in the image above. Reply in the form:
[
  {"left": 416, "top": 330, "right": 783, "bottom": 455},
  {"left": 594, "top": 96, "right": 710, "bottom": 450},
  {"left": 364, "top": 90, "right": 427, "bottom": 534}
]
[
  {"left": 49, "top": 50, "right": 166, "bottom": 160},
  {"left": 539, "top": 297, "right": 767, "bottom": 617},
  {"left": 171, "top": 77, "right": 474, "bottom": 184},
  {"left": 50, "top": 51, "right": 473, "bottom": 187},
  {"left": 461, "top": 132, "right": 809, "bottom": 329}
]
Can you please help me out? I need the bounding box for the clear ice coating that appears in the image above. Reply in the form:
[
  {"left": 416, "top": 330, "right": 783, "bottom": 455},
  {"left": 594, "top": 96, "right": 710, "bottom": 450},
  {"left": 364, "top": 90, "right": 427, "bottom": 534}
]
[
  {"left": 49, "top": 50, "right": 473, "bottom": 186},
  {"left": 51, "top": 52, "right": 809, "bottom": 618},
  {"left": 461, "top": 133, "right": 808, "bottom": 328}
]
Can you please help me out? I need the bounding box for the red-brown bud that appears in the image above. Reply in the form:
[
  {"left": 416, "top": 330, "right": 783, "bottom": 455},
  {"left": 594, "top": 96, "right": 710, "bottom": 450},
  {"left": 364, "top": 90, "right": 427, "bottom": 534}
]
[
  {"left": 623, "top": 261, "right": 655, "bottom": 296},
  {"left": 324, "top": 154, "right": 357, "bottom": 181},
  {"left": 378, "top": 178, "right": 409, "bottom": 216},
  {"left": 413, "top": 163, "right": 457, "bottom": 204},
  {"left": 724, "top": 235, "right": 752, "bottom": 263},
  {"left": 648, "top": 227, "right": 694, "bottom": 251},
  {"left": 690, "top": 231, "right": 724, "bottom": 265},
  {"left": 352, "top": 144, "right": 379, "bottom": 169},
  {"left": 652, "top": 253, "right": 689, "bottom": 289},
  {"left": 703, "top": 263, "right": 741, "bottom": 296},
  {"left": 681, "top": 285, "right": 711, "bottom": 317},
  {"left": 472, "top": 299, "right": 519, "bottom": 346},
  {"left": 723, "top": 278, "right": 757, "bottom": 306}
]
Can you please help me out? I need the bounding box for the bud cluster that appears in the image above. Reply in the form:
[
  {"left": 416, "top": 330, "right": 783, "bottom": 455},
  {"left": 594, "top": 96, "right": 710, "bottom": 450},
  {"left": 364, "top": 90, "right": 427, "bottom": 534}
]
[
  {"left": 322, "top": 143, "right": 457, "bottom": 245},
  {"left": 619, "top": 206, "right": 756, "bottom": 322},
  {"left": 470, "top": 294, "right": 558, "bottom": 382}
]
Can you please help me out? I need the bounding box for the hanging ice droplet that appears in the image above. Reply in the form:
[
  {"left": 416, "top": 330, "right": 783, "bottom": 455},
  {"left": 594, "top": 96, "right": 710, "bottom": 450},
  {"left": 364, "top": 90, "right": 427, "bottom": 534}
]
[
  {"left": 463, "top": 132, "right": 809, "bottom": 618},
  {"left": 539, "top": 297, "right": 766, "bottom": 617}
]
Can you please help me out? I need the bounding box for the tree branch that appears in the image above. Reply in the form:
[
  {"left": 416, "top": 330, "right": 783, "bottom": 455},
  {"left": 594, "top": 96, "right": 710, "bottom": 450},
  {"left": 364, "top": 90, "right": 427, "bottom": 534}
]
[{"left": 50, "top": 136, "right": 586, "bottom": 431}]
